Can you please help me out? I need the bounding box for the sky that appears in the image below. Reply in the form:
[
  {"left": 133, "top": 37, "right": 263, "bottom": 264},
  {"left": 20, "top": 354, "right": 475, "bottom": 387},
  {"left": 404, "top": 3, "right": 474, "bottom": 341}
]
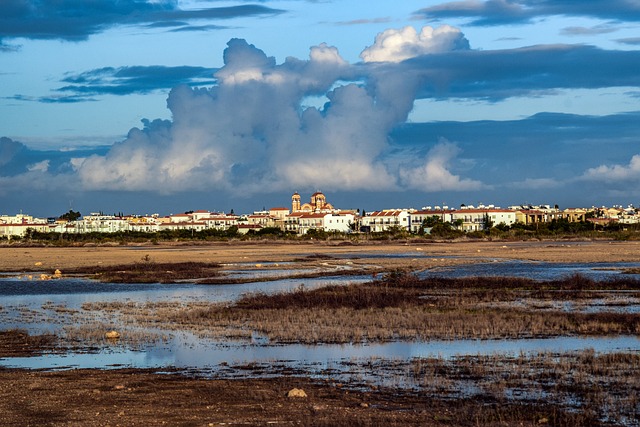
[{"left": 1, "top": 0, "right": 640, "bottom": 217}]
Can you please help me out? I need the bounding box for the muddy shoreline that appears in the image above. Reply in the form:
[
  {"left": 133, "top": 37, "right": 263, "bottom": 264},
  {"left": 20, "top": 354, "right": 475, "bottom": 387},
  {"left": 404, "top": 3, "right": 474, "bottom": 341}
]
[
  {"left": 2, "top": 240, "right": 640, "bottom": 272},
  {"left": 0, "top": 366, "right": 601, "bottom": 427}
]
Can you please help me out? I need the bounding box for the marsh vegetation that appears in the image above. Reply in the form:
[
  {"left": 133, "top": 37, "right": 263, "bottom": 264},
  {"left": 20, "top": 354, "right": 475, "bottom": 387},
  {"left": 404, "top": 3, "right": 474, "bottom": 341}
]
[
  {"left": 129, "top": 273, "right": 640, "bottom": 344},
  {"left": 68, "top": 260, "right": 222, "bottom": 283}
]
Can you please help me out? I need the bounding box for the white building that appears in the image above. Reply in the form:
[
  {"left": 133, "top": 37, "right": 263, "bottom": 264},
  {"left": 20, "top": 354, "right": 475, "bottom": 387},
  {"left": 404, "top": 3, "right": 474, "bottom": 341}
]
[
  {"left": 69, "top": 214, "right": 129, "bottom": 234},
  {"left": 360, "top": 210, "right": 412, "bottom": 233},
  {"left": 409, "top": 210, "right": 454, "bottom": 233},
  {"left": 286, "top": 212, "right": 355, "bottom": 235},
  {"left": 450, "top": 209, "right": 517, "bottom": 232},
  {"left": 202, "top": 214, "right": 238, "bottom": 231}
]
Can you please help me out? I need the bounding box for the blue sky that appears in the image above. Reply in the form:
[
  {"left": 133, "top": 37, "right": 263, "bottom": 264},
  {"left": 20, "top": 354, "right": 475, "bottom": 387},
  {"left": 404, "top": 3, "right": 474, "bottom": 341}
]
[{"left": 1, "top": 0, "right": 639, "bottom": 217}]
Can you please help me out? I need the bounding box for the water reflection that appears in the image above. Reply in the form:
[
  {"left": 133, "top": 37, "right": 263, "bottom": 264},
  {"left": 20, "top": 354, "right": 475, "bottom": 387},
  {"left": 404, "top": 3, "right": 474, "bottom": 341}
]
[
  {"left": 2, "top": 334, "right": 638, "bottom": 372},
  {"left": 2, "top": 257, "right": 640, "bottom": 373}
]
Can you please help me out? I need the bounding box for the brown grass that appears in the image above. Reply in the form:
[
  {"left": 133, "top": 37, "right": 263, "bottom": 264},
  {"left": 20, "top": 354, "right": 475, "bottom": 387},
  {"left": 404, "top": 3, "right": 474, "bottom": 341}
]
[
  {"left": 73, "top": 274, "right": 640, "bottom": 344},
  {"left": 0, "top": 329, "right": 58, "bottom": 357},
  {"left": 68, "top": 261, "right": 222, "bottom": 283}
]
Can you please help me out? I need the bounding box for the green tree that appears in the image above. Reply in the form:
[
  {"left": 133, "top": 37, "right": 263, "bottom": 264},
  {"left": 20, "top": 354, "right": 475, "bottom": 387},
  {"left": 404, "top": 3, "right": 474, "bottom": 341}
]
[
  {"left": 59, "top": 210, "right": 81, "bottom": 221},
  {"left": 422, "top": 215, "right": 442, "bottom": 228},
  {"left": 483, "top": 213, "right": 494, "bottom": 231}
]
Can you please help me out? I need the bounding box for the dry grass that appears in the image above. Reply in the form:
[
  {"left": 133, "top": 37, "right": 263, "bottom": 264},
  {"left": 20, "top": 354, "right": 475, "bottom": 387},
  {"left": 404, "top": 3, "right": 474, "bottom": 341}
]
[
  {"left": 72, "top": 273, "right": 640, "bottom": 344},
  {"left": 68, "top": 261, "right": 222, "bottom": 283}
]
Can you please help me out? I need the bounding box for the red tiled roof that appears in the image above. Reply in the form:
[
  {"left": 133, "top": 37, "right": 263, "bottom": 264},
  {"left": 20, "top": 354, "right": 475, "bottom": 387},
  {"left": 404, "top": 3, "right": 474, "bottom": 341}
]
[{"left": 454, "top": 209, "right": 512, "bottom": 214}]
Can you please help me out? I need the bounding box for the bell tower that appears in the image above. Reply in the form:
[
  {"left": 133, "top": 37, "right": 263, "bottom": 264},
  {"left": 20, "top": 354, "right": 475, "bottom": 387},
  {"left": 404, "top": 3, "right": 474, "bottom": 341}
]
[{"left": 291, "top": 192, "right": 301, "bottom": 212}]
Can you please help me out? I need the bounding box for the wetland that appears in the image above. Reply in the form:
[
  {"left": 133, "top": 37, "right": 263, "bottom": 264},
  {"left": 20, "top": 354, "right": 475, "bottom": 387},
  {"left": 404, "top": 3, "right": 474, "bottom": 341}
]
[{"left": 1, "top": 240, "right": 639, "bottom": 426}]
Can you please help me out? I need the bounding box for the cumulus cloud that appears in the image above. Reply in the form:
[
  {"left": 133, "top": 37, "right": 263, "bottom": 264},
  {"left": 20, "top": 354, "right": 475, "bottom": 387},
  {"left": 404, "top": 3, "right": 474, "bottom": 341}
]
[
  {"left": 8, "top": 24, "right": 639, "bottom": 208},
  {"left": 582, "top": 155, "right": 640, "bottom": 182},
  {"left": 75, "top": 39, "right": 407, "bottom": 193},
  {"left": 72, "top": 35, "right": 491, "bottom": 195},
  {"left": 61, "top": 32, "right": 639, "bottom": 199},
  {"left": 399, "top": 139, "right": 483, "bottom": 191},
  {"left": 27, "top": 160, "right": 49, "bottom": 173},
  {"left": 360, "top": 25, "right": 469, "bottom": 63}
]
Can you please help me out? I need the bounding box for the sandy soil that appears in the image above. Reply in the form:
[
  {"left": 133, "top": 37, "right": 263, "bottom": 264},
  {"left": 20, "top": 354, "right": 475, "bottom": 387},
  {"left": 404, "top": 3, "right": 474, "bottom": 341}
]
[{"left": 1, "top": 239, "right": 639, "bottom": 273}]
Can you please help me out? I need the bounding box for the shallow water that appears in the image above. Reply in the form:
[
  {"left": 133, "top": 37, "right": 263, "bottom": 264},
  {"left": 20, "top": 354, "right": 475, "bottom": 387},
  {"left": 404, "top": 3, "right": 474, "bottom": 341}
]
[
  {"left": 421, "top": 259, "right": 640, "bottom": 281},
  {"left": 2, "top": 257, "right": 640, "bottom": 373},
  {"left": 2, "top": 334, "right": 638, "bottom": 372}
]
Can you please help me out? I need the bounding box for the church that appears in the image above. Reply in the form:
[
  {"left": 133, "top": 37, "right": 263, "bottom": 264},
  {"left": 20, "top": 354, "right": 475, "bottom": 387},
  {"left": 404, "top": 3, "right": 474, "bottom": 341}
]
[{"left": 291, "top": 191, "right": 335, "bottom": 213}]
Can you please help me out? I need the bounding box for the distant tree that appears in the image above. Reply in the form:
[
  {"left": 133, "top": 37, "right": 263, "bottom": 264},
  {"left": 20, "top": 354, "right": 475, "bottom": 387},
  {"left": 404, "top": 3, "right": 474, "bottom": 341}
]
[
  {"left": 483, "top": 213, "right": 494, "bottom": 230},
  {"left": 24, "top": 227, "right": 35, "bottom": 240},
  {"left": 59, "top": 210, "right": 81, "bottom": 222},
  {"left": 494, "top": 222, "right": 510, "bottom": 232},
  {"left": 422, "top": 215, "right": 441, "bottom": 228},
  {"left": 225, "top": 225, "right": 239, "bottom": 237}
]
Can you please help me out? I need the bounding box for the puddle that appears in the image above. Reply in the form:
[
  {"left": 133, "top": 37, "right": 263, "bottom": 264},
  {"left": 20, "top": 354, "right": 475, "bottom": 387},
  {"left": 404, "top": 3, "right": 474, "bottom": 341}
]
[{"left": 2, "top": 334, "right": 638, "bottom": 372}]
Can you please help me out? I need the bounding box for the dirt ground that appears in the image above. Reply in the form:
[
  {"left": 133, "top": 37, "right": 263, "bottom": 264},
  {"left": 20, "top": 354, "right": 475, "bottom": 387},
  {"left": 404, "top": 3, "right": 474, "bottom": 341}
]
[
  {"left": 0, "top": 328, "right": 625, "bottom": 427},
  {"left": 0, "top": 366, "right": 487, "bottom": 427},
  {"left": 1, "top": 239, "right": 639, "bottom": 272}
]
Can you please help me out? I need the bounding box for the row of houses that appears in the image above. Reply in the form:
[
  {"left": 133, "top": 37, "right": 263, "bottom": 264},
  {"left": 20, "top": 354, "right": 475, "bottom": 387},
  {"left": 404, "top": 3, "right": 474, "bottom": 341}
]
[{"left": 1, "top": 200, "right": 638, "bottom": 238}]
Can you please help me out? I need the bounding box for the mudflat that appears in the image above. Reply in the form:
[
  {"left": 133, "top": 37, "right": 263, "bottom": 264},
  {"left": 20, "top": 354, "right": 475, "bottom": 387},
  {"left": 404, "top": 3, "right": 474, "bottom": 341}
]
[
  {"left": 1, "top": 239, "right": 639, "bottom": 272},
  {"left": 0, "top": 367, "right": 499, "bottom": 427}
]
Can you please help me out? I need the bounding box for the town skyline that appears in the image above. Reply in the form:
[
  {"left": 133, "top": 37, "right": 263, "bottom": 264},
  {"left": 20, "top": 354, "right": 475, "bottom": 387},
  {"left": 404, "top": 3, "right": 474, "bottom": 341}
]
[
  {"left": 1, "top": 1, "right": 639, "bottom": 216},
  {"left": 2, "top": 189, "right": 638, "bottom": 221},
  {"left": 0, "top": 190, "right": 640, "bottom": 218},
  {"left": 3, "top": 189, "right": 638, "bottom": 239}
]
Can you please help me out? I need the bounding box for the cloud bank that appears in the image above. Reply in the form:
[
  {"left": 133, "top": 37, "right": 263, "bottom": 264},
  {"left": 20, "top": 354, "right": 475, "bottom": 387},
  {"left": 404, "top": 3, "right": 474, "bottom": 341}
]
[
  {"left": 582, "top": 155, "right": 640, "bottom": 182},
  {"left": 0, "top": 1, "right": 282, "bottom": 46},
  {"left": 74, "top": 36, "right": 445, "bottom": 193},
  {"left": 416, "top": 0, "right": 640, "bottom": 26}
]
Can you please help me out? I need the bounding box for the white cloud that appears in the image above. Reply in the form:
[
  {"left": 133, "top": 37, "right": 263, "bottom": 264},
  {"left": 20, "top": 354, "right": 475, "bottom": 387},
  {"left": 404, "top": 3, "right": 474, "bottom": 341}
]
[
  {"left": 74, "top": 38, "right": 418, "bottom": 194},
  {"left": 400, "top": 139, "right": 483, "bottom": 191},
  {"left": 27, "top": 160, "right": 49, "bottom": 172},
  {"left": 360, "top": 25, "right": 470, "bottom": 63},
  {"left": 309, "top": 43, "right": 348, "bottom": 65},
  {"left": 582, "top": 154, "right": 640, "bottom": 182},
  {"left": 69, "top": 157, "right": 86, "bottom": 171}
]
